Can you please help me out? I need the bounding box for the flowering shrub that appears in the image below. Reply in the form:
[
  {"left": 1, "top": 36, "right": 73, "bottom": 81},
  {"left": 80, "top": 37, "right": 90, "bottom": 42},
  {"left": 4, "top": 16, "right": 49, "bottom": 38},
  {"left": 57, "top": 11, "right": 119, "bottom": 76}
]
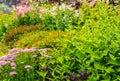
[
  {"left": 15, "top": 5, "right": 32, "bottom": 17},
  {"left": 0, "top": 47, "right": 51, "bottom": 80},
  {"left": 38, "top": 3, "right": 80, "bottom": 30},
  {"left": 0, "top": 2, "right": 120, "bottom": 81},
  {"left": 14, "top": 3, "right": 80, "bottom": 30},
  {"left": 9, "top": 71, "right": 17, "bottom": 76}
]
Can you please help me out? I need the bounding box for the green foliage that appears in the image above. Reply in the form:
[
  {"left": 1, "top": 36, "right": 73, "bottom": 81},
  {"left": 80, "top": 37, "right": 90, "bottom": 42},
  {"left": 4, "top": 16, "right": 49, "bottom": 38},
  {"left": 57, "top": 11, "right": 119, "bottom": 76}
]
[
  {"left": 15, "top": 30, "right": 68, "bottom": 48},
  {"left": 2, "top": 24, "right": 44, "bottom": 48},
  {"left": 0, "top": 2, "right": 120, "bottom": 81},
  {"left": 78, "top": 2, "right": 119, "bottom": 28},
  {"left": 0, "top": 13, "right": 15, "bottom": 40},
  {"left": 29, "top": 0, "right": 49, "bottom": 6},
  {"left": 14, "top": 3, "right": 120, "bottom": 81},
  {"left": 14, "top": 4, "right": 79, "bottom": 31},
  {"left": 41, "top": 7, "right": 78, "bottom": 30},
  {"left": 0, "top": 51, "right": 39, "bottom": 81},
  {"left": 0, "top": 43, "right": 9, "bottom": 56},
  {"left": 14, "top": 11, "right": 43, "bottom": 26}
]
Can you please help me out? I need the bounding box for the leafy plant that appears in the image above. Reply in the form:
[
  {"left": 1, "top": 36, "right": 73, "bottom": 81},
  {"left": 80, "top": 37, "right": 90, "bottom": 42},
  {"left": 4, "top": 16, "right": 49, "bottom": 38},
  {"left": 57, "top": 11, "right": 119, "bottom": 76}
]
[
  {"left": 2, "top": 24, "right": 44, "bottom": 48},
  {"left": 41, "top": 5, "right": 79, "bottom": 30},
  {"left": 0, "top": 2, "right": 120, "bottom": 81},
  {"left": 0, "top": 43, "right": 9, "bottom": 56},
  {"left": 0, "top": 47, "right": 51, "bottom": 81},
  {"left": 0, "top": 13, "right": 15, "bottom": 40},
  {"left": 15, "top": 30, "right": 69, "bottom": 48},
  {"left": 14, "top": 3, "right": 79, "bottom": 30},
  {"left": 14, "top": 11, "right": 42, "bottom": 26}
]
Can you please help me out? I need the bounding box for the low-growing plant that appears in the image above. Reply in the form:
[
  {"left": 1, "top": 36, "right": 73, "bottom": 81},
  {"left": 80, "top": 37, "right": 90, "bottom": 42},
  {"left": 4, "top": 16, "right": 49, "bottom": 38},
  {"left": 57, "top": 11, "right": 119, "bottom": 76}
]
[
  {"left": 13, "top": 2, "right": 120, "bottom": 81},
  {"left": 14, "top": 3, "right": 80, "bottom": 30},
  {"left": 15, "top": 30, "right": 69, "bottom": 48},
  {"left": 41, "top": 4, "right": 79, "bottom": 30},
  {"left": 14, "top": 11, "right": 43, "bottom": 26},
  {"left": 0, "top": 13, "right": 15, "bottom": 40},
  {"left": 0, "top": 43, "right": 9, "bottom": 56},
  {"left": 0, "top": 47, "right": 51, "bottom": 81},
  {"left": 2, "top": 24, "right": 44, "bottom": 48},
  {"left": 0, "top": 2, "right": 120, "bottom": 81}
]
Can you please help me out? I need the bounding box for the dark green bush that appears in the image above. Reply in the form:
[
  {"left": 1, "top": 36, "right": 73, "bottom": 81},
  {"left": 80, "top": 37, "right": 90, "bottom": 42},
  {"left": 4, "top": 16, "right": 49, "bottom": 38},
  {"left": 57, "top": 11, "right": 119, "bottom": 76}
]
[
  {"left": 14, "top": 11, "right": 43, "bottom": 26},
  {"left": 42, "top": 8, "right": 76, "bottom": 31}
]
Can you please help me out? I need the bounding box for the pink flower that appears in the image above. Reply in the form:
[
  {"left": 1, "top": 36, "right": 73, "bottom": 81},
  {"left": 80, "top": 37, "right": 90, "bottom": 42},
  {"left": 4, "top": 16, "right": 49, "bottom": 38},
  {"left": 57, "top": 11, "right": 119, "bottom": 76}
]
[
  {"left": 38, "top": 9, "right": 44, "bottom": 13},
  {"left": 21, "top": 0, "right": 29, "bottom": 5},
  {"left": 29, "top": 48, "right": 37, "bottom": 52},
  {"left": 0, "top": 61, "right": 7, "bottom": 67},
  {"left": 9, "top": 48, "right": 21, "bottom": 54},
  {"left": 10, "top": 61, "right": 16, "bottom": 67},
  {"left": 20, "top": 48, "right": 30, "bottom": 52},
  {"left": 9, "top": 71, "right": 17, "bottom": 76},
  {"left": 23, "top": 5, "right": 32, "bottom": 14},
  {"left": 24, "top": 65, "right": 32, "bottom": 69},
  {"left": 15, "top": 5, "right": 32, "bottom": 17},
  {"left": 21, "top": 48, "right": 37, "bottom": 52},
  {"left": 0, "top": 56, "right": 8, "bottom": 61},
  {"left": 16, "top": 7, "right": 24, "bottom": 16},
  {"left": 7, "top": 54, "right": 15, "bottom": 61}
]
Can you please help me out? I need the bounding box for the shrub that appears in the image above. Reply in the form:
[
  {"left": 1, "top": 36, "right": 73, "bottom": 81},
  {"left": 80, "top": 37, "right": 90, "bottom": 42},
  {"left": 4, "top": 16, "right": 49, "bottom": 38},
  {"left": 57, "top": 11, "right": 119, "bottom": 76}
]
[
  {"left": 14, "top": 3, "right": 80, "bottom": 30},
  {"left": 0, "top": 13, "right": 15, "bottom": 40},
  {"left": 15, "top": 30, "right": 69, "bottom": 48},
  {"left": 0, "top": 2, "right": 120, "bottom": 81},
  {"left": 14, "top": 2, "right": 120, "bottom": 81},
  {"left": 0, "top": 47, "right": 51, "bottom": 81},
  {"left": 2, "top": 24, "right": 44, "bottom": 48},
  {"left": 0, "top": 43, "right": 9, "bottom": 56},
  {"left": 14, "top": 11, "right": 43, "bottom": 26},
  {"left": 43, "top": 8, "right": 73, "bottom": 30}
]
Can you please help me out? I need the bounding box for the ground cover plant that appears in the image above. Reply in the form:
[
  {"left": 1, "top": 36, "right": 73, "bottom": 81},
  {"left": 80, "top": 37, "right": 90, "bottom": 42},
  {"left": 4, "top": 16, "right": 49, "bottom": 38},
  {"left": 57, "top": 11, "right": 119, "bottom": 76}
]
[
  {"left": 2, "top": 24, "right": 44, "bottom": 48},
  {"left": 0, "top": 12, "right": 15, "bottom": 39},
  {"left": 15, "top": 30, "right": 69, "bottom": 48},
  {"left": 0, "top": 1, "right": 120, "bottom": 81}
]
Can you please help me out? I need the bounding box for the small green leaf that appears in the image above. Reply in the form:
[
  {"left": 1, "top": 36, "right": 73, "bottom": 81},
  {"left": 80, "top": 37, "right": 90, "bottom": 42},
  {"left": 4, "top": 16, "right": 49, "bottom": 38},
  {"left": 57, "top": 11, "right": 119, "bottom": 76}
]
[
  {"left": 94, "top": 62, "right": 106, "bottom": 70},
  {"left": 105, "top": 66, "right": 114, "bottom": 73},
  {"left": 58, "top": 56, "right": 64, "bottom": 64},
  {"left": 109, "top": 54, "right": 116, "bottom": 60},
  {"left": 108, "top": 57, "right": 120, "bottom": 65},
  {"left": 37, "top": 71, "right": 47, "bottom": 77},
  {"left": 115, "top": 57, "right": 120, "bottom": 65}
]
